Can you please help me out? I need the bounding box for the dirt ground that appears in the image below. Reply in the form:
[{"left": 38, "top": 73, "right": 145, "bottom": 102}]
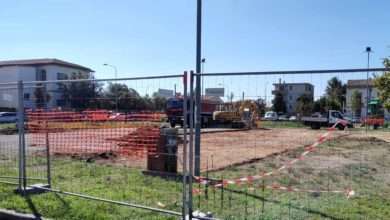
[{"left": 192, "top": 128, "right": 350, "bottom": 171}]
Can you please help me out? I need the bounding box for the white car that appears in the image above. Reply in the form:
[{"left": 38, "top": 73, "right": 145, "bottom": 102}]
[
  {"left": 0, "top": 112, "right": 17, "bottom": 123},
  {"left": 264, "top": 111, "right": 278, "bottom": 121},
  {"left": 289, "top": 116, "right": 297, "bottom": 121}
]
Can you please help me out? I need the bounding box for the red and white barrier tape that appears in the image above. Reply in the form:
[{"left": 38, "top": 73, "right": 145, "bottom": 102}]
[
  {"left": 194, "top": 119, "right": 353, "bottom": 197},
  {"left": 194, "top": 183, "right": 355, "bottom": 199}
]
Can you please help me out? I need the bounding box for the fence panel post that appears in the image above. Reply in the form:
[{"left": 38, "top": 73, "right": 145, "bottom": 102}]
[
  {"left": 17, "top": 80, "right": 26, "bottom": 193},
  {"left": 182, "top": 71, "right": 189, "bottom": 219},
  {"left": 43, "top": 84, "right": 52, "bottom": 187},
  {"left": 188, "top": 71, "right": 195, "bottom": 219}
]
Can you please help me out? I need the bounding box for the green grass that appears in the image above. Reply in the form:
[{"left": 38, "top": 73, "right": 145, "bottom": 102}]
[
  {"left": 260, "top": 120, "right": 305, "bottom": 129},
  {"left": 0, "top": 123, "right": 16, "bottom": 130},
  {"left": 1, "top": 137, "right": 390, "bottom": 219}
]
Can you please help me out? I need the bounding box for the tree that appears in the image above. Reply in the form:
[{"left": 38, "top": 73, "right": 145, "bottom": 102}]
[
  {"left": 295, "top": 94, "right": 313, "bottom": 117},
  {"left": 34, "top": 87, "right": 51, "bottom": 108},
  {"left": 103, "top": 83, "right": 140, "bottom": 111},
  {"left": 374, "top": 58, "right": 390, "bottom": 111},
  {"left": 272, "top": 91, "right": 286, "bottom": 113},
  {"left": 152, "top": 93, "right": 167, "bottom": 111},
  {"left": 351, "top": 90, "right": 362, "bottom": 116},
  {"left": 255, "top": 98, "right": 266, "bottom": 116},
  {"left": 325, "top": 77, "right": 346, "bottom": 110},
  {"left": 59, "top": 72, "right": 102, "bottom": 110},
  {"left": 313, "top": 96, "right": 341, "bottom": 113}
]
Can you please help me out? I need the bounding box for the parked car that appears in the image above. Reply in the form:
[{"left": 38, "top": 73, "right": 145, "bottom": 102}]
[
  {"left": 289, "top": 116, "right": 297, "bottom": 121},
  {"left": 278, "top": 115, "right": 289, "bottom": 121},
  {"left": 0, "top": 112, "right": 17, "bottom": 123},
  {"left": 264, "top": 111, "right": 278, "bottom": 121}
]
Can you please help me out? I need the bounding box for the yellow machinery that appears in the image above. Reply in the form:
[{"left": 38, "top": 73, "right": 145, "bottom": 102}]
[{"left": 213, "top": 100, "right": 259, "bottom": 128}]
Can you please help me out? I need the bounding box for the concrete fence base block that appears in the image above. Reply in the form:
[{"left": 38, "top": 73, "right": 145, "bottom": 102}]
[
  {"left": 14, "top": 184, "right": 50, "bottom": 195},
  {"left": 0, "top": 208, "right": 48, "bottom": 220}
]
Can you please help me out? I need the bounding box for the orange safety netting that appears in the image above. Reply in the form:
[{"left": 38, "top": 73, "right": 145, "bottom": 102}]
[
  {"left": 106, "top": 127, "right": 160, "bottom": 159},
  {"left": 26, "top": 109, "right": 163, "bottom": 159}
]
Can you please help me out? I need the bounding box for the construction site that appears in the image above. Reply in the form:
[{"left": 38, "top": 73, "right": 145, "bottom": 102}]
[
  {"left": 0, "top": 69, "right": 389, "bottom": 220},
  {"left": 1, "top": 1, "right": 390, "bottom": 220}
]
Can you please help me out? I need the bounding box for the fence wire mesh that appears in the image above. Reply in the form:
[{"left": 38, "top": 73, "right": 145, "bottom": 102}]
[
  {"left": 0, "top": 83, "right": 19, "bottom": 186},
  {"left": 0, "top": 68, "right": 389, "bottom": 220},
  {"left": 190, "top": 70, "right": 390, "bottom": 220}
]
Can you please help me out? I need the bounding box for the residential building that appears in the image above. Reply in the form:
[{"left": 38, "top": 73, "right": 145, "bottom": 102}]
[
  {"left": 272, "top": 81, "right": 314, "bottom": 114},
  {"left": 346, "top": 79, "right": 389, "bottom": 119},
  {"left": 0, "top": 58, "right": 94, "bottom": 109}
]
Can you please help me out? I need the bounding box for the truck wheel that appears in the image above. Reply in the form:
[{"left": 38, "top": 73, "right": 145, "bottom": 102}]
[
  {"left": 337, "top": 124, "right": 345, "bottom": 130},
  {"left": 310, "top": 123, "right": 320, "bottom": 129},
  {"left": 170, "top": 121, "right": 176, "bottom": 128}
]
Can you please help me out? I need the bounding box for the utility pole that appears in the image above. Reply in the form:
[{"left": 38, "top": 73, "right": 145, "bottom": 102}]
[{"left": 194, "top": 0, "right": 202, "bottom": 177}]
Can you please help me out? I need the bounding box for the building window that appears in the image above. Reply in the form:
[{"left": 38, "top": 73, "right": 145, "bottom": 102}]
[
  {"left": 305, "top": 85, "right": 312, "bottom": 91},
  {"left": 36, "top": 69, "right": 47, "bottom": 81},
  {"left": 289, "top": 95, "right": 292, "bottom": 100},
  {"left": 57, "top": 72, "right": 68, "bottom": 80},
  {"left": 56, "top": 99, "right": 66, "bottom": 107},
  {"left": 289, "top": 85, "right": 293, "bottom": 90},
  {"left": 24, "top": 93, "right": 30, "bottom": 100}
]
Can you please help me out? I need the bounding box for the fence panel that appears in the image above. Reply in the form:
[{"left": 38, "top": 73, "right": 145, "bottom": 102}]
[
  {"left": 0, "top": 82, "right": 20, "bottom": 186},
  {"left": 22, "top": 74, "right": 188, "bottom": 219},
  {"left": 191, "top": 69, "right": 390, "bottom": 220}
]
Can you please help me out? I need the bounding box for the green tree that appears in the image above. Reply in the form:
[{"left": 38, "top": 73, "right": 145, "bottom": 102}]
[
  {"left": 272, "top": 91, "right": 286, "bottom": 113},
  {"left": 313, "top": 96, "right": 341, "bottom": 113},
  {"left": 151, "top": 93, "right": 167, "bottom": 111},
  {"left": 255, "top": 98, "right": 266, "bottom": 116},
  {"left": 103, "top": 83, "right": 140, "bottom": 111},
  {"left": 374, "top": 58, "right": 390, "bottom": 111},
  {"left": 59, "top": 72, "right": 102, "bottom": 110},
  {"left": 34, "top": 87, "right": 51, "bottom": 108},
  {"left": 351, "top": 90, "right": 362, "bottom": 116},
  {"left": 295, "top": 94, "right": 313, "bottom": 117},
  {"left": 326, "top": 77, "right": 346, "bottom": 110}
]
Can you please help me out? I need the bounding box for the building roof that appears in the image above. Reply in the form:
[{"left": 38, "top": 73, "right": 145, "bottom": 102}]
[
  {"left": 347, "top": 79, "right": 374, "bottom": 88},
  {"left": 0, "top": 58, "right": 94, "bottom": 72},
  {"left": 273, "top": 82, "right": 313, "bottom": 86}
]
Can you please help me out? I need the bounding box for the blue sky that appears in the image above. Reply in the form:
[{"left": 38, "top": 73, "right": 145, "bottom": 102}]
[{"left": 1, "top": 0, "right": 389, "bottom": 101}]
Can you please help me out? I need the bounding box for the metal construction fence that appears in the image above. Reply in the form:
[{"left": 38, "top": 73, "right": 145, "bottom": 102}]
[
  {"left": 190, "top": 68, "right": 390, "bottom": 220},
  {"left": 0, "top": 68, "right": 390, "bottom": 219},
  {"left": 0, "top": 73, "right": 194, "bottom": 219}
]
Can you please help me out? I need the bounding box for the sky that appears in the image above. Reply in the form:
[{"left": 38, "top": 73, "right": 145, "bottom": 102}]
[{"left": 1, "top": 0, "right": 389, "bottom": 102}]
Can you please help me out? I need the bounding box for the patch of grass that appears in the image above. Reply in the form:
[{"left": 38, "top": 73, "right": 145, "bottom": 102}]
[
  {"left": 0, "top": 123, "right": 16, "bottom": 130},
  {"left": 260, "top": 121, "right": 305, "bottom": 129}
]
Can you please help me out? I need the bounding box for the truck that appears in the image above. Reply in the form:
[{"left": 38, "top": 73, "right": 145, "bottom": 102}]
[
  {"left": 166, "top": 96, "right": 220, "bottom": 128},
  {"left": 301, "top": 110, "right": 353, "bottom": 130}
]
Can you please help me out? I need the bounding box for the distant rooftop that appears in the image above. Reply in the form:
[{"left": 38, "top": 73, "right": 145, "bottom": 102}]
[
  {"left": 273, "top": 82, "right": 313, "bottom": 86},
  {"left": 0, "top": 58, "right": 94, "bottom": 72},
  {"left": 347, "top": 79, "right": 374, "bottom": 88}
]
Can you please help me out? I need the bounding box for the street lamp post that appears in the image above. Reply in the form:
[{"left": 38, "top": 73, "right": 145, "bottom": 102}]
[
  {"left": 365, "top": 47, "right": 372, "bottom": 132},
  {"left": 201, "top": 58, "right": 206, "bottom": 96},
  {"left": 103, "top": 63, "right": 119, "bottom": 112},
  {"left": 103, "top": 63, "right": 118, "bottom": 79},
  {"left": 194, "top": 0, "right": 202, "bottom": 178}
]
